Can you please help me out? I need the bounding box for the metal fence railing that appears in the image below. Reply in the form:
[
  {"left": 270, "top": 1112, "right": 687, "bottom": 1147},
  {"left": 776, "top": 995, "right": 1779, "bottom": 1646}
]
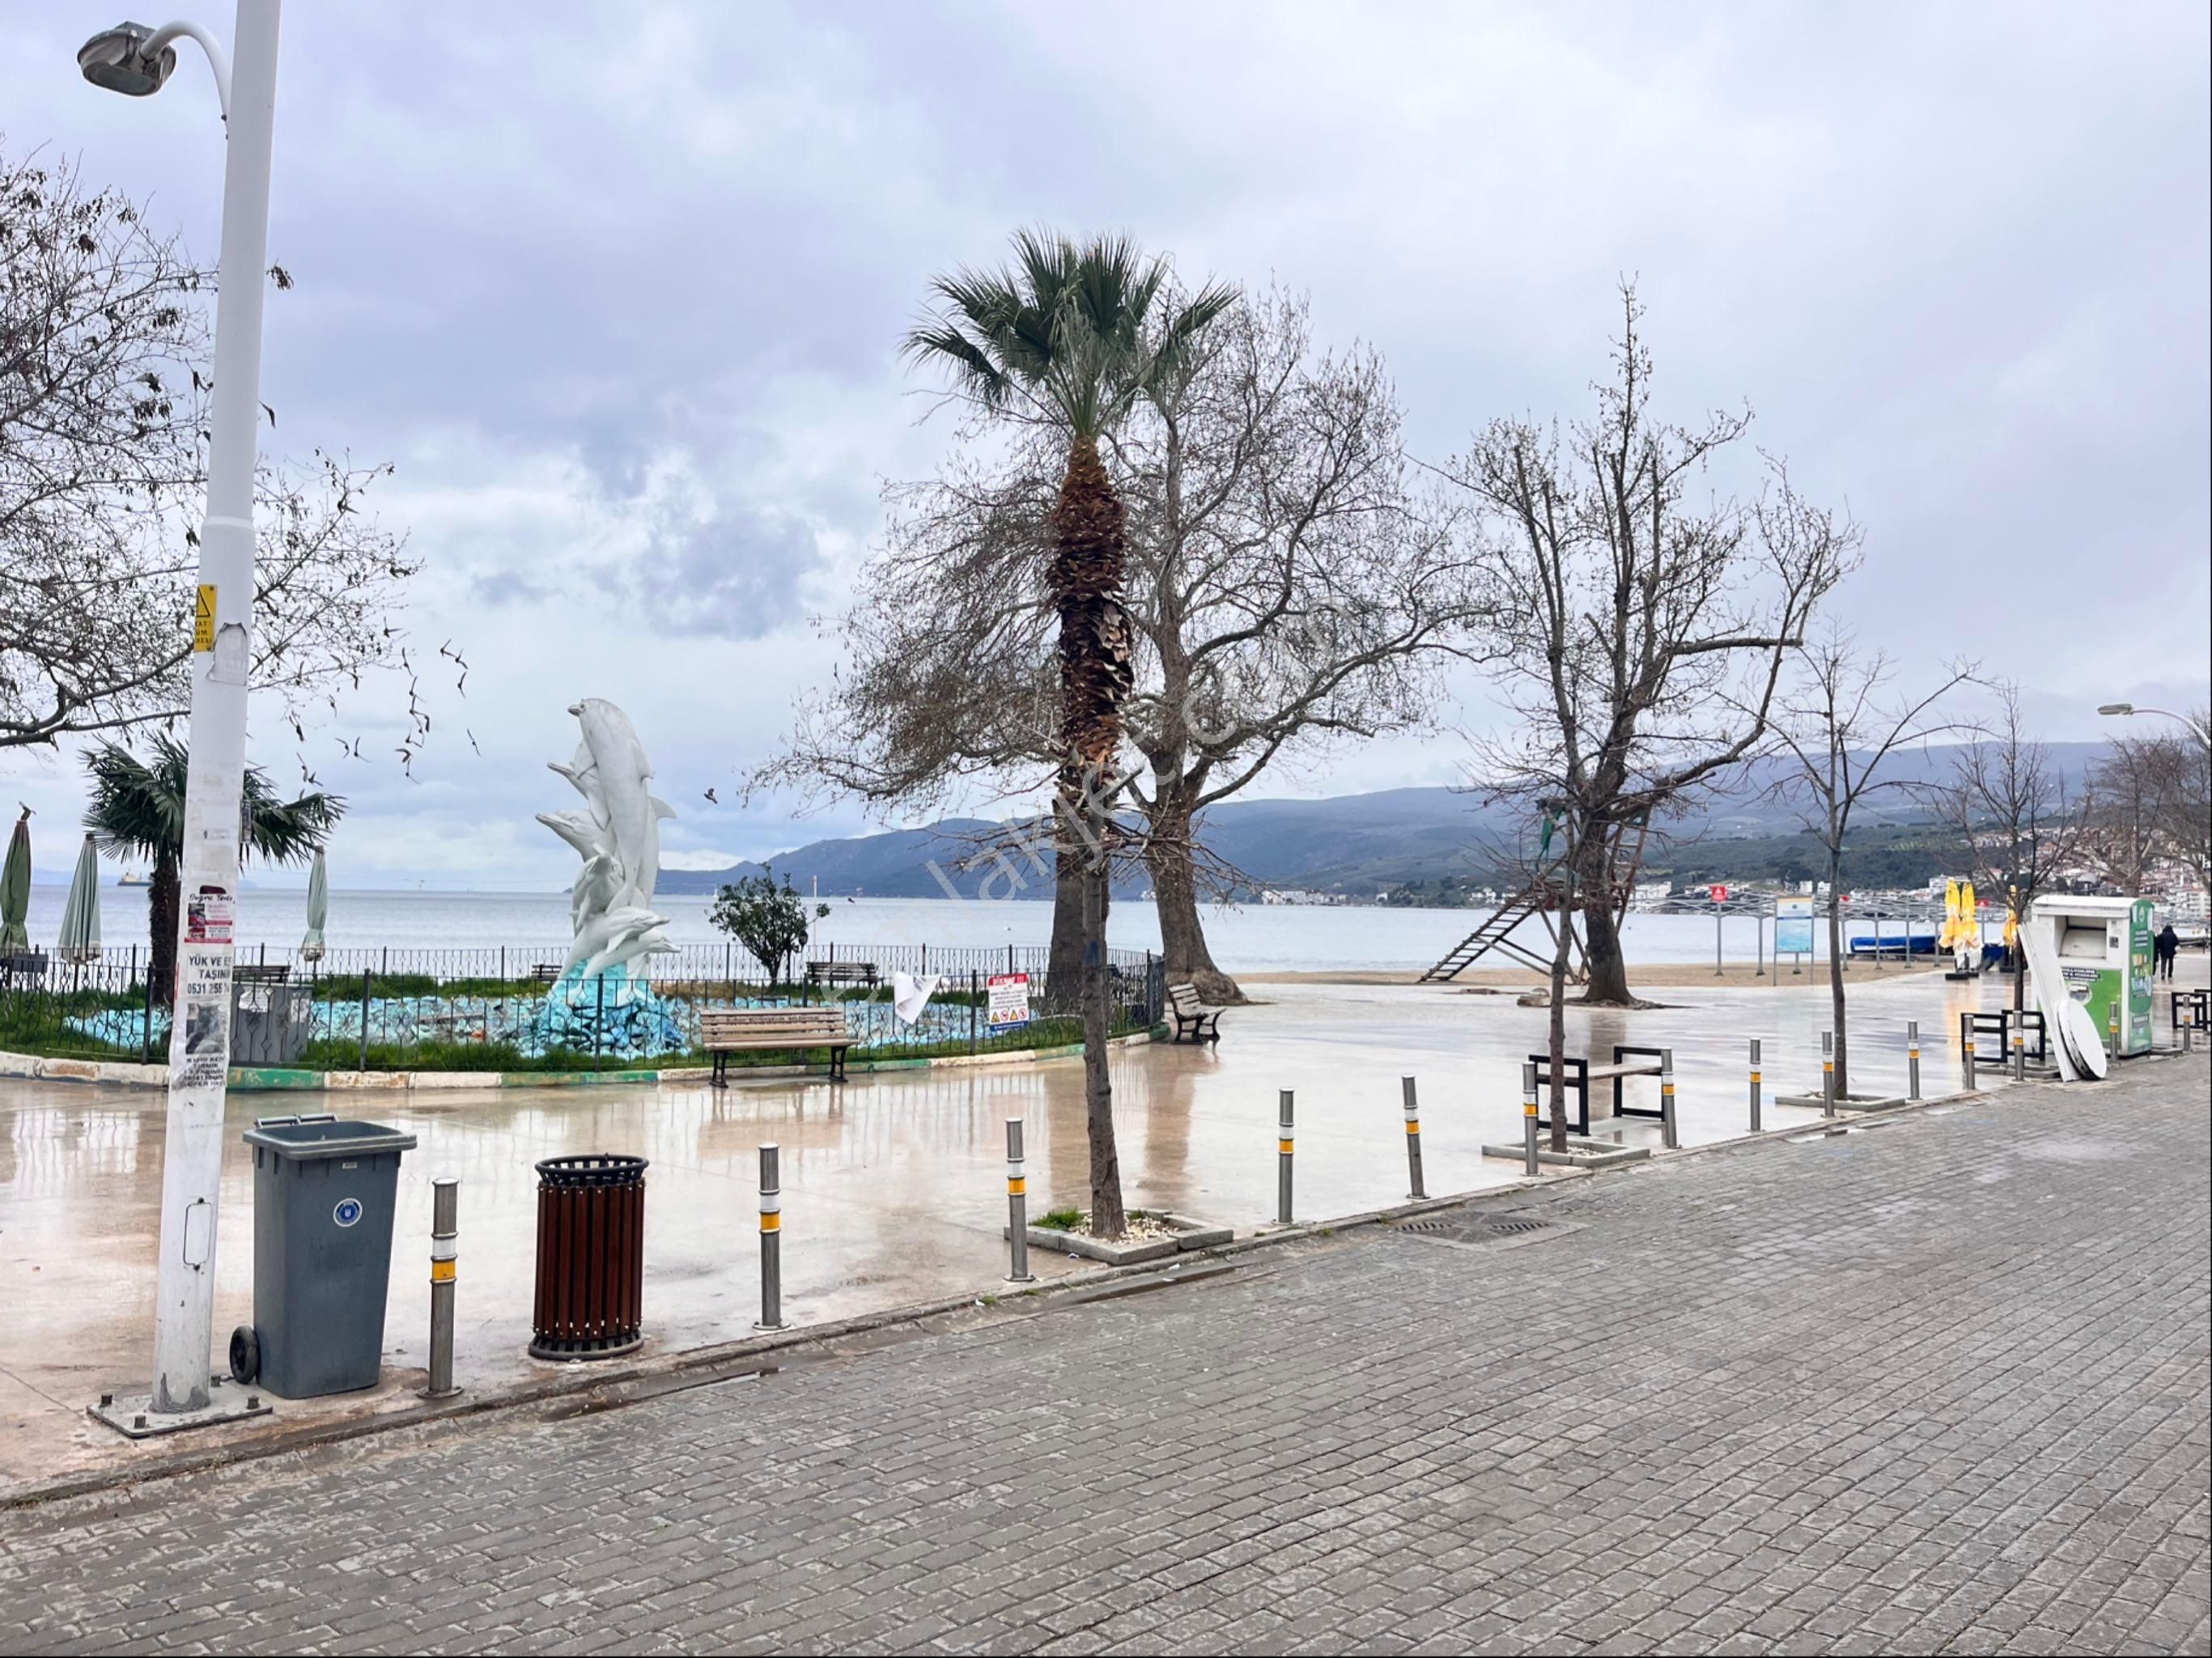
[{"left": 0, "top": 942, "right": 1166, "bottom": 1073}]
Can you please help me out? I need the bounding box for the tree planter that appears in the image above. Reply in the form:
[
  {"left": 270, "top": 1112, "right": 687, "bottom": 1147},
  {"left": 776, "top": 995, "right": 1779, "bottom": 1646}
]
[
  {"left": 1008, "top": 1210, "right": 1232, "bottom": 1266},
  {"left": 1774, "top": 1092, "right": 1913, "bottom": 1113}
]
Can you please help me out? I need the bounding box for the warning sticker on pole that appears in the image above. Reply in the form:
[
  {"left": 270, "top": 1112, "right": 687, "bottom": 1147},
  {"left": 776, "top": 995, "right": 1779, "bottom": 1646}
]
[
  {"left": 987, "top": 972, "right": 1031, "bottom": 1031},
  {"left": 193, "top": 584, "right": 217, "bottom": 652},
  {"left": 185, "top": 886, "right": 234, "bottom": 944}
]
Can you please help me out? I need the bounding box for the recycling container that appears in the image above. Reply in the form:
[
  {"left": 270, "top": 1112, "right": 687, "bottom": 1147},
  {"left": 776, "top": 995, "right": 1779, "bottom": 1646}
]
[
  {"left": 231, "top": 1114, "right": 417, "bottom": 1397},
  {"left": 530, "top": 1154, "right": 648, "bottom": 1360}
]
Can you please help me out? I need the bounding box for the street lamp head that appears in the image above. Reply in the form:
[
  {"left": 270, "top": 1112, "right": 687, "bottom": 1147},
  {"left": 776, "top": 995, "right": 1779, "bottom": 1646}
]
[
  {"left": 2096, "top": 702, "right": 2135, "bottom": 718},
  {"left": 79, "top": 22, "right": 176, "bottom": 97}
]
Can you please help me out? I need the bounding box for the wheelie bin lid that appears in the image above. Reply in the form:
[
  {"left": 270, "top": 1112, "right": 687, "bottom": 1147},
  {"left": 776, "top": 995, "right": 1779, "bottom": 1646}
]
[{"left": 244, "top": 1114, "right": 418, "bottom": 1160}]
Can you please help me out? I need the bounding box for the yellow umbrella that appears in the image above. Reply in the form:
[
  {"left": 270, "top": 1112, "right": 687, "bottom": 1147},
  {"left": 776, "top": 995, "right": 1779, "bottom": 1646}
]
[
  {"left": 1941, "top": 880, "right": 1960, "bottom": 952},
  {"left": 1961, "top": 880, "right": 1977, "bottom": 953}
]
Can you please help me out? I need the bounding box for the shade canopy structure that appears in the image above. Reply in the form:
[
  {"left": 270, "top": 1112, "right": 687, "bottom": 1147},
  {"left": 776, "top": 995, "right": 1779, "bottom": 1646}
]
[
  {"left": 300, "top": 848, "right": 328, "bottom": 961},
  {"left": 57, "top": 833, "right": 104, "bottom": 964},
  {"left": 0, "top": 809, "right": 30, "bottom": 953}
]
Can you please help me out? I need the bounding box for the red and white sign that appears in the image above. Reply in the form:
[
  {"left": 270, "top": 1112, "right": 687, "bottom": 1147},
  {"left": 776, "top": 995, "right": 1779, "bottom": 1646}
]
[
  {"left": 987, "top": 971, "right": 1031, "bottom": 1030},
  {"left": 1708, "top": 884, "right": 1728, "bottom": 904}
]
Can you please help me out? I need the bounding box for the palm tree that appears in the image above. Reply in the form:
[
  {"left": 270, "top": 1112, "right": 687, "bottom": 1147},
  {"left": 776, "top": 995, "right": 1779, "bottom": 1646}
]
[
  {"left": 905, "top": 230, "right": 1233, "bottom": 1236},
  {"left": 83, "top": 733, "right": 344, "bottom": 1004}
]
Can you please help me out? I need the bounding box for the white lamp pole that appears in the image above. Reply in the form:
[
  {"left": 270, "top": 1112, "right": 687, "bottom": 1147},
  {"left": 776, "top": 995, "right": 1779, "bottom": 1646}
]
[
  {"left": 2097, "top": 702, "right": 2212, "bottom": 753},
  {"left": 81, "top": 2, "right": 282, "bottom": 1424}
]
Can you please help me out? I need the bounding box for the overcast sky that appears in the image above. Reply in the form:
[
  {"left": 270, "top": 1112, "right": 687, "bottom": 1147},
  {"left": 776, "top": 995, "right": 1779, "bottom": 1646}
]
[{"left": 5, "top": 2, "right": 2207, "bottom": 888}]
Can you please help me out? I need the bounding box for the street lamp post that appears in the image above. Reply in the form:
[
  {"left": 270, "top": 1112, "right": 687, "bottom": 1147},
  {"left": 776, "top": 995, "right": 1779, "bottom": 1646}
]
[
  {"left": 2097, "top": 702, "right": 2212, "bottom": 753},
  {"left": 82, "top": 3, "right": 283, "bottom": 1434}
]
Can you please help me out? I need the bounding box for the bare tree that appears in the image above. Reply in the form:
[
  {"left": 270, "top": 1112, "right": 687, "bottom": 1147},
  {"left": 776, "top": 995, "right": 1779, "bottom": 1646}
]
[
  {"left": 1927, "top": 683, "right": 2090, "bottom": 1013},
  {"left": 763, "top": 288, "right": 1490, "bottom": 1003},
  {"left": 1762, "top": 630, "right": 1973, "bottom": 1096},
  {"left": 1451, "top": 286, "right": 1855, "bottom": 1020},
  {"left": 2149, "top": 712, "right": 2212, "bottom": 903},
  {"left": 1, "top": 146, "right": 435, "bottom": 765},
  {"left": 2083, "top": 736, "right": 2171, "bottom": 896}
]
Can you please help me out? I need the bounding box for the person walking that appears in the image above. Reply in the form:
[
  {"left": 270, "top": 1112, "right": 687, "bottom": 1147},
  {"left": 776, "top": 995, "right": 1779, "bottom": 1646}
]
[{"left": 2155, "top": 922, "right": 2181, "bottom": 980}]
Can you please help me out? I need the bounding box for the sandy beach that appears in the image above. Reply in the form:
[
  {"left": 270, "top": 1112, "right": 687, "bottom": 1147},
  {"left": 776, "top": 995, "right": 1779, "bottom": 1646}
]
[{"left": 1239, "top": 961, "right": 1950, "bottom": 990}]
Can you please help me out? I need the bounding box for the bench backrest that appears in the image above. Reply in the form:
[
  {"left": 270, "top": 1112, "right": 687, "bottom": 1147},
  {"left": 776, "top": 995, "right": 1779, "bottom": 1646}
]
[
  {"left": 805, "top": 960, "right": 877, "bottom": 980},
  {"left": 1168, "top": 983, "right": 1203, "bottom": 1011},
  {"left": 701, "top": 1007, "right": 851, "bottom": 1040}
]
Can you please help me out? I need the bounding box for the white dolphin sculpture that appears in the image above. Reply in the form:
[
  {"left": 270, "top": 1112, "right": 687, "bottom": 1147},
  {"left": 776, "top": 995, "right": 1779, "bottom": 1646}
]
[{"left": 537, "top": 698, "right": 678, "bottom": 986}]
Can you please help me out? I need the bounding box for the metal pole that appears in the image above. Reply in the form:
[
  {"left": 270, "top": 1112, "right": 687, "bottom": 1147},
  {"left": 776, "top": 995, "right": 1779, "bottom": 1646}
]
[
  {"left": 359, "top": 968, "right": 371, "bottom": 1071},
  {"left": 1401, "top": 1075, "right": 1425, "bottom": 1199},
  {"left": 1756, "top": 912, "right": 1765, "bottom": 978},
  {"left": 1821, "top": 1031, "right": 1836, "bottom": 1117},
  {"left": 425, "top": 1177, "right": 459, "bottom": 1398},
  {"left": 1276, "top": 1090, "right": 1294, "bottom": 1225},
  {"left": 1004, "top": 1120, "right": 1034, "bottom": 1283},
  {"left": 1749, "top": 1037, "right": 1762, "bottom": 1133},
  {"left": 1908, "top": 1020, "right": 1921, "bottom": 1101},
  {"left": 2012, "top": 1016, "right": 2026, "bottom": 1082},
  {"left": 755, "top": 1143, "right": 785, "bottom": 1331},
  {"left": 1715, "top": 905, "right": 1723, "bottom": 977},
  {"left": 1660, "top": 1047, "right": 1678, "bottom": 1149},
  {"left": 141, "top": 0, "right": 283, "bottom": 1418},
  {"left": 1522, "top": 1062, "right": 1539, "bottom": 1176},
  {"left": 1960, "top": 1013, "right": 1977, "bottom": 1090}
]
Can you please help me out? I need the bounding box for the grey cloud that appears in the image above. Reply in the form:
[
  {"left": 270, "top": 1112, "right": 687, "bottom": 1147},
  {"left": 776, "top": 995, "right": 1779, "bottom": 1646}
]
[
  {"left": 469, "top": 570, "right": 550, "bottom": 608},
  {"left": 613, "top": 497, "right": 817, "bottom": 642}
]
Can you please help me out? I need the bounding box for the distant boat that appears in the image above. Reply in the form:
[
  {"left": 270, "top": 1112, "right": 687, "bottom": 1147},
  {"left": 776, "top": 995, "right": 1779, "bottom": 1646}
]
[{"left": 117, "top": 869, "right": 146, "bottom": 888}]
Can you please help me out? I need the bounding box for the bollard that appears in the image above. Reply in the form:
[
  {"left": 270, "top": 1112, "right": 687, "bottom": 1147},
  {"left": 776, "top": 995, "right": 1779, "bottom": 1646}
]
[
  {"left": 1004, "top": 1120, "right": 1034, "bottom": 1283},
  {"left": 1401, "top": 1076, "right": 1426, "bottom": 1199},
  {"left": 1276, "top": 1091, "right": 1294, "bottom": 1226},
  {"left": 1522, "top": 1062, "right": 1539, "bottom": 1177},
  {"left": 1821, "top": 1031, "right": 1836, "bottom": 1117},
  {"left": 1660, "top": 1048, "right": 1678, "bottom": 1150},
  {"left": 1908, "top": 1020, "right": 1921, "bottom": 1101},
  {"left": 1749, "top": 1037, "right": 1762, "bottom": 1133},
  {"left": 424, "top": 1177, "right": 460, "bottom": 1399},
  {"left": 1960, "top": 1012, "right": 1977, "bottom": 1090},
  {"left": 755, "top": 1143, "right": 787, "bottom": 1332},
  {"left": 2012, "top": 1020, "right": 2026, "bottom": 1082}
]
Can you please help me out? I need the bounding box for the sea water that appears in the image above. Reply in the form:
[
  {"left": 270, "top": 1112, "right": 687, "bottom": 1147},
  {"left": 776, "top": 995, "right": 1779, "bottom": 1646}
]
[{"left": 17, "top": 886, "right": 1822, "bottom": 972}]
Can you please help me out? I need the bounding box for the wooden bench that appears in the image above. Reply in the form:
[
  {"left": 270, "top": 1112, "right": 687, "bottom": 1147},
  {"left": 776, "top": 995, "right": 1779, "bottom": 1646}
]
[
  {"left": 234, "top": 963, "right": 291, "bottom": 985},
  {"left": 530, "top": 964, "right": 563, "bottom": 985},
  {"left": 805, "top": 960, "right": 879, "bottom": 992},
  {"left": 1166, "top": 983, "right": 1222, "bottom": 1044},
  {"left": 1529, "top": 1045, "right": 1667, "bottom": 1134},
  {"left": 703, "top": 1007, "right": 856, "bottom": 1084}
]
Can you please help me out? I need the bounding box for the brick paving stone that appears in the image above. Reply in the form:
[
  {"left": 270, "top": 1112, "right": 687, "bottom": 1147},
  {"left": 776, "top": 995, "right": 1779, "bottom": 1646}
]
[{"left": 2, "top": 1058, "right": 2207, "bottom": 1655}]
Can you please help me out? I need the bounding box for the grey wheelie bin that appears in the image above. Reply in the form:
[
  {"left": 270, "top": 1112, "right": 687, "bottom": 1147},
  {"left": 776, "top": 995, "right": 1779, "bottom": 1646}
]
[{"left": 230, "top": 1114, "right": 418, "bottom": 1397}]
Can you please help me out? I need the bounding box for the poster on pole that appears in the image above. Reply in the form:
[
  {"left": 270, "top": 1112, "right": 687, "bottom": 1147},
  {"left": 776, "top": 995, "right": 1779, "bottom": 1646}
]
[
  {"left": 987, "top": 972, "right": 1031, "bottom": 1032},
  {"left": 1775, "top": 894, "right": 1815, "bottom": 956}
]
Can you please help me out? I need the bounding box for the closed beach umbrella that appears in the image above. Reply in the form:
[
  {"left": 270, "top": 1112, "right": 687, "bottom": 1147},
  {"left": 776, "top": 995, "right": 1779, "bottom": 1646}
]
[
  {"left": 57, "top": 833, "right": 103, "bottom": 964},
  {"left": 0, "top": 808, "right": 30, "bottom": 952},
  {"left": 300, "top": 848, "right": 329, "bottom": 962}
]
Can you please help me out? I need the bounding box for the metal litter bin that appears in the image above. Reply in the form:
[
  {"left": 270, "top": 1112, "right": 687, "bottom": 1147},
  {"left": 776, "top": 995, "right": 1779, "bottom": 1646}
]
[
  {"left": 530, "top": 1154, "right": 647, "bottom": 1360},
  {"left": 230, "top": 1113, "right": 417, "bottom": 1397}
]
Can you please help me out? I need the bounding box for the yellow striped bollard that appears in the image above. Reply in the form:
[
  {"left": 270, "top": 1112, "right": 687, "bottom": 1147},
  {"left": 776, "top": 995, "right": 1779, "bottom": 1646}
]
[
  {"left": 1749, "top": 1038, "right": 1763, "bottom": 1132},
  {"left": 1004, "top": 1119, "right": 1035, "bottom": 1284},
  {"left": 425, "top": 1177, "right": 459, "bottom": 1399},
  {"left": 1401, "top": 1076, "right": 1425, "bottom": 1199},
  {"left": 1276, "top": 1090, "right": 1294, "bottom": 1225},
  {"left": 1661, "top": 1047, "right": 1679, "bottom": 1148},
  {"left": 754, "top": 1143, "right": 787, "bottom": 1332}
]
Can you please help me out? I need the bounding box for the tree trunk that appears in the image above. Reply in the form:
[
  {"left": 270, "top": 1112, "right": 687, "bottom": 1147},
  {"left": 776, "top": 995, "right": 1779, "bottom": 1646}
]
[
  {"left": 1827, "top": 871, "right": 1849, "bottom": 1098},
  {"left": 1548, "top": 870, "right": 1575, "bottom": 1152},
  {"left": 1081, "top": 859, "right": 1125, "bottom": 1237},
  {"left": 1145, "top": 778, "right": 1242, "bottom": 1004},
  {"left": 1043, "top": 812, "right": 1085, "bottom": 1011},
  {"left": 1051, "top": 434, "right": 1131, "bottom": 1240},
  {"left": 1576, "top": 829, "right": 1635, "bottom": 1006},
  {"left": 149, "top": 846, "right": 180, "bottom": 1009}
]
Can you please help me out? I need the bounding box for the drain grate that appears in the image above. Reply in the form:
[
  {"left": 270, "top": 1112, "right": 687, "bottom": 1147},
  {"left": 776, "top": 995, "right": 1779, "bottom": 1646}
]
[{"left": 1396, "top": 1214, "right": 1572, "bottom": 1249}]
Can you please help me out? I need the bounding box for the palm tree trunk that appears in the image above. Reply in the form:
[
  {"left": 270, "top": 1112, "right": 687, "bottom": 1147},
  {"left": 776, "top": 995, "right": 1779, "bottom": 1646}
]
[
  {"left": 149, "top": 846, "right": 180, "bottom": 1010},
  {"left": 1051, "top": 434, "right": 1132, "bottom": 1238}
]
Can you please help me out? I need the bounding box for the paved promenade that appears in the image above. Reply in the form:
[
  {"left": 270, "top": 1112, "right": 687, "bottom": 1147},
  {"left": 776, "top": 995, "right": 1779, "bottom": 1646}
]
[{"left": 3, "top": 1058, "right": 2206, "bottom": 1656}]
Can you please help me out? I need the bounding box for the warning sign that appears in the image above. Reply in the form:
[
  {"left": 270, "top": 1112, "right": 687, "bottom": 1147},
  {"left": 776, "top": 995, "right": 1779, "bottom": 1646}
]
[
  {"left": 987, "top": 972, "right": 1031, "bottom": 1031},
  {"left": 193, "top": 584, "right": 217, "bottom": 652},
  {"left": 185, "top": 886, "right": 234, "bottom": 945}
]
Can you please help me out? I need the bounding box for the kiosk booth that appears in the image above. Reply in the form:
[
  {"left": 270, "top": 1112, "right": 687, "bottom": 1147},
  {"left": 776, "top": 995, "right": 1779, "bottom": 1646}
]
[{"left": 2027, "top": 896, "right": 2155, "bottom": 1058}]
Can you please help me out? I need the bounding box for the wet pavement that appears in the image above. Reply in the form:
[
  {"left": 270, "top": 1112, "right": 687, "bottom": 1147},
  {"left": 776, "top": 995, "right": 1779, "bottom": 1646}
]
[{"left": 2, "top": 960, "right": 2198, "bottom": 1491}]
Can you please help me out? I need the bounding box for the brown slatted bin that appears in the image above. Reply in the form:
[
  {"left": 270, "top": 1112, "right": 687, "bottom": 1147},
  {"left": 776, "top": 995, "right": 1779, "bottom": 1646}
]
[{"left": 529, "top": 1154, "right": 648, "bottom": 1360}]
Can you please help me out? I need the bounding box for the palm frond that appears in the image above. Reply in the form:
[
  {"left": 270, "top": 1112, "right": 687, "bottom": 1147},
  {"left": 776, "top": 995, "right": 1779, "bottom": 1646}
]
[{"left": 82, "top": 734, "right": 344, "bottom": 868}]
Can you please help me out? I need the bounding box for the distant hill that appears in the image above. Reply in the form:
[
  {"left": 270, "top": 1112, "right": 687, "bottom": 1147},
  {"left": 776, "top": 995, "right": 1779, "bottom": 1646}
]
[{"left": 656, "top": 742, "right": 2105, "bottom": 901}]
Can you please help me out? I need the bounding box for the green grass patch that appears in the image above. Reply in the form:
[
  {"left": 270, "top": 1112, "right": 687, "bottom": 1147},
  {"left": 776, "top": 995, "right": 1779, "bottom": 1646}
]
[{"left": 1035, "top": 1207, "right": 1084, "bottom": 1232}]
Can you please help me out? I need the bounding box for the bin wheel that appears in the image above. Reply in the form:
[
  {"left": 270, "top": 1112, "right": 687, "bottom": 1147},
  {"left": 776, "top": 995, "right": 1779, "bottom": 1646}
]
[{"left": 228, "top": 1325, "right": 261, "bottom": 1385}]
